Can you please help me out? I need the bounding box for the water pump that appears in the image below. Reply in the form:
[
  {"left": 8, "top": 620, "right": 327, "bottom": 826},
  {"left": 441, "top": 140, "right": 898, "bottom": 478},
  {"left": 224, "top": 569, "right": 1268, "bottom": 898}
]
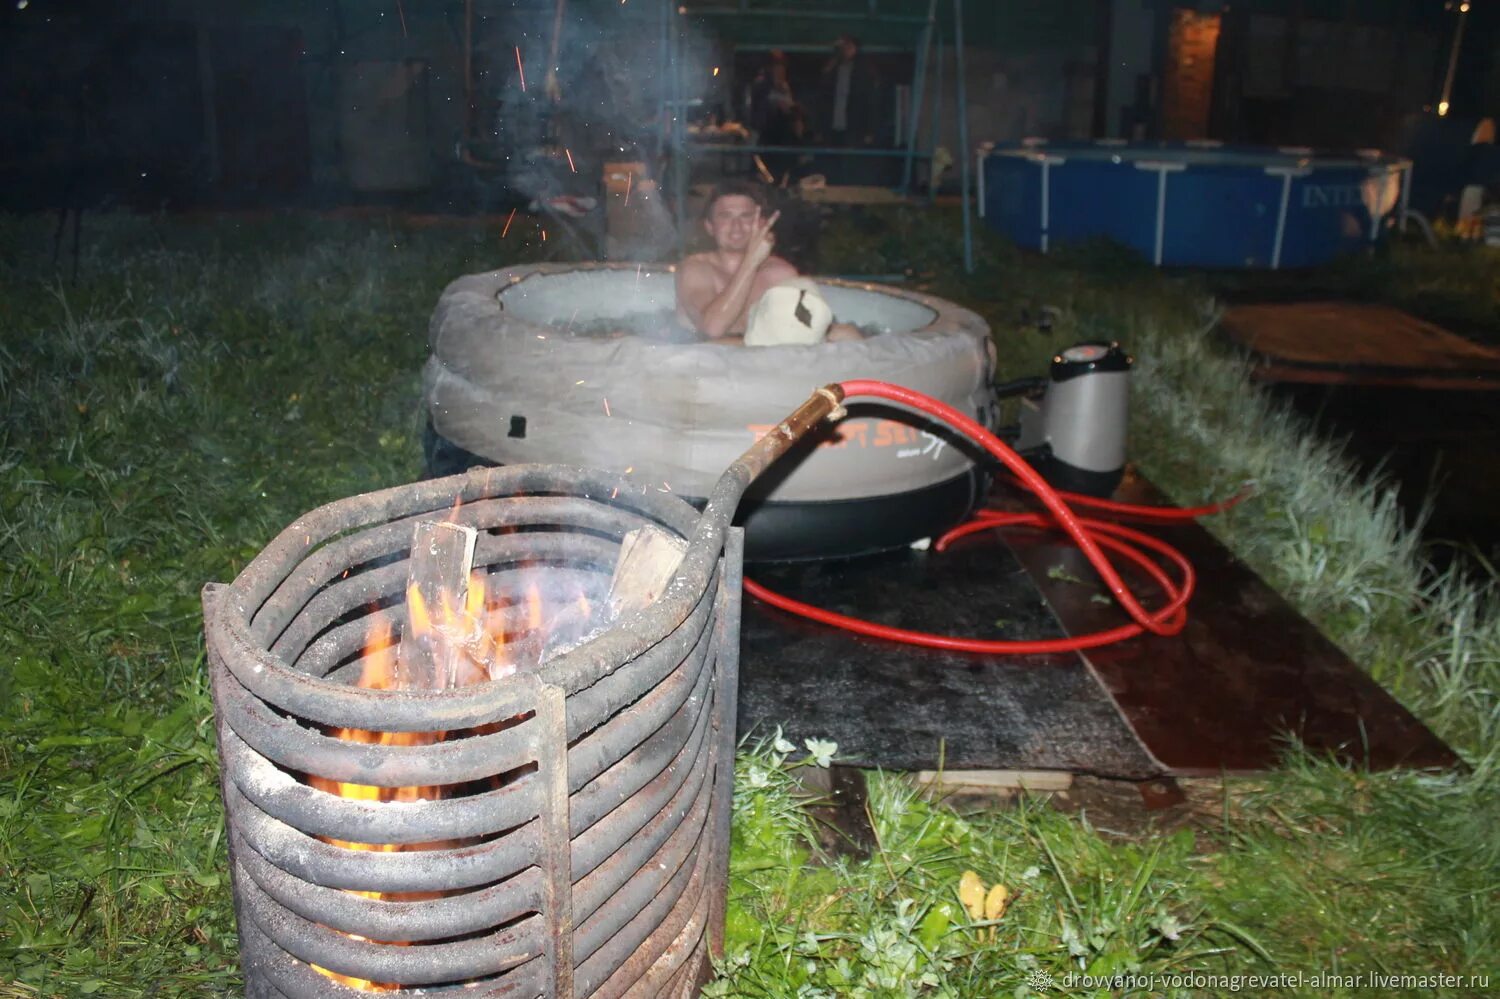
[{"left": 1014, "top": 341, "right": 1133, "bottom": 497}]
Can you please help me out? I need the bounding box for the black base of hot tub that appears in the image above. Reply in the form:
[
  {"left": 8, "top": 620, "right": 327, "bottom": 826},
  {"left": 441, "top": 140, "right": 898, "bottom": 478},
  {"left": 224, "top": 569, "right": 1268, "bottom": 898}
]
[
  {"left": 424, "top": 419, "right": 987, "bottom": 562},
  {"left": 727, "top": 470, "right": 987, "bottom": 562}
]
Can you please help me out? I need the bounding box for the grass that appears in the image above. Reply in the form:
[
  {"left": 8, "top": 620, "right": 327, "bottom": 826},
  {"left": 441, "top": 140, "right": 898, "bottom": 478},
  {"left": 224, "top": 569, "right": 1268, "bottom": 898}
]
[
  {"left": 714, "top": 741, "right": 1255, "bottom": 998},
  {"left": 1327, "top": 240, "right": 1500, "bottom": 346},
  {"left": 1, "top": 208, "right": 1497, "bottom": 996}
]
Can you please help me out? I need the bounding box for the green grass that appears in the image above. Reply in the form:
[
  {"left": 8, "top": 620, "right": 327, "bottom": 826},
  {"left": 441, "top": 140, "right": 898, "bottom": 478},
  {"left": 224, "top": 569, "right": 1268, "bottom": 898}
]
[
  {"left": 1328, "top": 240, "right": 1500, "bottom": 346},
  {"left": 2, "top": 209, "right": 1497, "bottom": 996},
  {"left": 0, "top": 215, "right": 506, "bottom": 995},
  {"left": 713, "top": 740, "right": 1244, "bottom": 998}
]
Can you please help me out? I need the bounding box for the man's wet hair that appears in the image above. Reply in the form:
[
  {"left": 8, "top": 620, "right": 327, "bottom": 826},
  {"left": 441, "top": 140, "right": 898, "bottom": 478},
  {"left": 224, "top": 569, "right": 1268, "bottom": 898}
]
[{"left": 702, "top": 180, "right": 769, "bottom": 220}]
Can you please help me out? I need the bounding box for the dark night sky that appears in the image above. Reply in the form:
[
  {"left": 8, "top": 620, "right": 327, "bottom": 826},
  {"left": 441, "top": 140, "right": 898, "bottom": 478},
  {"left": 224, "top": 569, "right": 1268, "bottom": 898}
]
[{"left": 0, "top": 0, "right": 1495, "bottom": 213}]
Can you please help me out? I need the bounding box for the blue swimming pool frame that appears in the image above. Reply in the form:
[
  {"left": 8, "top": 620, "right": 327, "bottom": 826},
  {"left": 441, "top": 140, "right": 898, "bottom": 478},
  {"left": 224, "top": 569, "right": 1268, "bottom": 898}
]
[{"left": 979, "top": 140, "right": 1413, "bottom": 269}]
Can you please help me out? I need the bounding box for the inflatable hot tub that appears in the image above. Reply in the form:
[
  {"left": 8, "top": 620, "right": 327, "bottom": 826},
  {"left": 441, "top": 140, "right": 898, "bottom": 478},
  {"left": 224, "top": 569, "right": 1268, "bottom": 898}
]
[
  {"left": 422, "top": 264, "right": 997, "bottom": 561},
  {"left": 981, "top": 140, "right": 1411, "bottom": 269}
]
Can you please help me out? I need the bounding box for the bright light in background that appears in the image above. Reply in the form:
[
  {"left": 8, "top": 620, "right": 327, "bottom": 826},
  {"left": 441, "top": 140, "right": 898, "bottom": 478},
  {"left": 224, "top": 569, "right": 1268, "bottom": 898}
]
[
  {"left": 1460, "top": 2, "right": 1470, "bottom": 12},
  {"left": 712, "top": 67, "right": 719, "bottom": 76},
  {"left": 1439, "top": 101, "right": 1451, "bottom": 116},
  {"left": 17, "top": 1, "right": 29, "bottom": 10}
]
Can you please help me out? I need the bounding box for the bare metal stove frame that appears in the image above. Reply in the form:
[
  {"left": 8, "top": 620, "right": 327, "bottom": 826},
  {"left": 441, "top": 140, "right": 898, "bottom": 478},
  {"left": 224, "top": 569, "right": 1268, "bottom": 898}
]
[{"left": 203, "top": 390, "right": 841, "bottom": 998}]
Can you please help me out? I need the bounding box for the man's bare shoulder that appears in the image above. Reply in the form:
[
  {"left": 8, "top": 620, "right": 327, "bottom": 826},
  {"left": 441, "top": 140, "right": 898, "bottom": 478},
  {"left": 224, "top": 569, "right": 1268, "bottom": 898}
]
[
  {"left": 760, "top": 256, "right": 798, "bottom": 282},
  {"left": 678, "top": 252, "right": 720, "bottom": 275}
]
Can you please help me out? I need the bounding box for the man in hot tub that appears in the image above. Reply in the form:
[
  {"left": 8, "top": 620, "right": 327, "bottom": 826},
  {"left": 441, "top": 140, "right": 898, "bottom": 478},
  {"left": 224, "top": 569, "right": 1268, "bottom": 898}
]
[{"left": 676, "top": 181, "right": 863, "bottom": 346}]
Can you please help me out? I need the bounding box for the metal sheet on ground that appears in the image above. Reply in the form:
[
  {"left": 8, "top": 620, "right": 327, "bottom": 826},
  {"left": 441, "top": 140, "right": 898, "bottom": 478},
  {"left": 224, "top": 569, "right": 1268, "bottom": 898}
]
[
  {"left": 736, "top": 538, "right": 1163, "bottom": 779},
  {"left": 994, "top": 473, "right": 1461, "bottom": 775},
  {"left": 737, "top": 472, "right": 1460, "bottom": 779}
]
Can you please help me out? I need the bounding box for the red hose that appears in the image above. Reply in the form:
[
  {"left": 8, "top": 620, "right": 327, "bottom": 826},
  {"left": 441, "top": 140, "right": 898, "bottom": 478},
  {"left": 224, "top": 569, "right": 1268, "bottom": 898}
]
[
  {"left": 1032, "top": 483, "right": 1251, "bottom": 522},
  {"left": 741, "top": 379, "right": 1247, "bottom": 655}
]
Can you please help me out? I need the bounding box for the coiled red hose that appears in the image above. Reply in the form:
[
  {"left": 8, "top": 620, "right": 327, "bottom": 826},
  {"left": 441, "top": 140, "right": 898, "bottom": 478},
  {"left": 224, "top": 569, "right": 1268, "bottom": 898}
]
[{"left": 741, "top": 379, "right": 1247, "bottom": 655}]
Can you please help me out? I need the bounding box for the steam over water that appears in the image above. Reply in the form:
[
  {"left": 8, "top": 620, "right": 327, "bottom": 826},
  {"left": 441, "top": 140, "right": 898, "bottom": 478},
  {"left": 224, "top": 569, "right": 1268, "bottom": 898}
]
[{"left": 548, "top": 309, "right": 697, "bottom": 342}]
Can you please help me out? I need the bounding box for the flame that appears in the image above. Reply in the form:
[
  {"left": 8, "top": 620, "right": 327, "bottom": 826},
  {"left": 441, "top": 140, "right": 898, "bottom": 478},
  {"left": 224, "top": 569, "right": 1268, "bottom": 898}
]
[
  {"left": 312, "top": 962, "right": 391, "bottom": 991},
  {"left": 406, "top": 584, "right": 432, "bottom": 640},
  {"left": 309, "top": 572, "right": 490, "bottom": 990},
  {"left": 465, "top": 570, "right": 485, "bottom": 622},
  {"left": 308, "top": 615, "right": 441, "bottom": 830},
  {"left": 306, "top": 616, "right": 420, "bottom": 991},
  {"left": 442, "top": 589, "right": 461, "bottom": 630},
  {"left": 526, "top": 583, "right": 543, "bottom": 634},
  {"left": 307, "top": 551, "right": 608, "bottom": 990}
]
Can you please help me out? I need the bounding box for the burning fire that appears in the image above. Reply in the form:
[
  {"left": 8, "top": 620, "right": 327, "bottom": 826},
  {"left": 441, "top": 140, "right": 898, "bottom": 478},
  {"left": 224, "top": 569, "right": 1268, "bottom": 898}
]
[
  {"left": 306, "top": 534, "right": 611, "bottom": 990},
  {"left": 306, "top": 602, "right": 459, "bottom": 991}
]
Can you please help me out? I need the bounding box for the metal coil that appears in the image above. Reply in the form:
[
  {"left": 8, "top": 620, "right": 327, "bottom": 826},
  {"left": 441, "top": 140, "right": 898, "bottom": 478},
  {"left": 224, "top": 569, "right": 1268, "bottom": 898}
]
[{"left": 205, "top": 464, "right": 744, "bottom": 997}]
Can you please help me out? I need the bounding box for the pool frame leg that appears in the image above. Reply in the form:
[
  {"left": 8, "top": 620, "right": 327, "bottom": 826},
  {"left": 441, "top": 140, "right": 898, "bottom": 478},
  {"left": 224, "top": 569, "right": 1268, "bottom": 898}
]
[
  {"left": 1133, "top": 160, "right": 1186, "bottom": 267},
  {"left": 1265, "top": 165, "right": 1311, "bottom": 271}
]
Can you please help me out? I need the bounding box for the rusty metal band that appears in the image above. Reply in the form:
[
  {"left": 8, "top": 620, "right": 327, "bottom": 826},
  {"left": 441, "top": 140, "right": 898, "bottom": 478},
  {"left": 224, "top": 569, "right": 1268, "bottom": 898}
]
[
  {"left": 269, "top": 531, "right": 621, "bottom": 665},
  {"left": 253, "top": 494, "right": 657, "bottom": 648},
  {"left": 208, "top": 583, "right": 553, "bottom": 733},
  {"left": 572, "top": 758, "right": 716, "bottom": 970},
  {"left": 596, "top": 858, "right": 713, "bottom": 999},
  {"left": 237, "top": 902, "right": 550, "bottom": 997},
  {"left": 224, "top": 783, "right": 542, "bottom": 893},
  {"left": 214, "top": 666, "right": 543, "bottom": 788},
  {"left": 218, "top": 724, "right": 545, "bottom": 845},
  {"left": 707, "top": 532, "right": 744, "bottom": 960},
  {"left": 561, "top": 575, "right": 717, "bottom": 741},
  {"left": 234, "top": 860, "right": 542, "bottom": 984},
  {"left": 571, "top": 693, "right": 717, "bottom": 926},
  {"left": 234, "top": 465, "right": 696, "bottom": 627},
  {"left": 533, "top": 680, "right": 575, "bottom": 999},
  {"left": 568, "top": 633, "right": 716, "bottom": 832},
  {"left": 574, "top": 823, "right": 715, "bottom": 997},
  {"left": 565, "top": 593, "right": 716, "bottom": 787},
  {"left": 231, "top": 831, "right": 546, "bottom": 941}
]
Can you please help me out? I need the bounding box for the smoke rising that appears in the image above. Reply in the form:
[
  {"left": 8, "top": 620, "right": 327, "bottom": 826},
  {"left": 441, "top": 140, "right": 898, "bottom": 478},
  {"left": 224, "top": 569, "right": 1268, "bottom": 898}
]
[{"left": 487, "top": 3, "right": 719, "bottom": 262}]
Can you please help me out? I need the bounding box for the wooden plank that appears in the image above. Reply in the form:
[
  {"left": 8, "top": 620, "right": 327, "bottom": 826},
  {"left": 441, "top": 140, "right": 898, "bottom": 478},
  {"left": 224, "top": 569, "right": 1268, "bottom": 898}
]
[
  {"left": 1222, "top": 302, "right": 1500, "bottom": 365},
  {"left": 1247, "top": 362, "right": 1500, "bottom": 391},
  {"left": 607, "top": 524, "right": 687, "bottom": 619},
  {"left": 914, "top": 769, "right": 1075, "bottom": 793},
  {"left": 397, "top": 520, "right": 479, "bottom": 690},
  {"left": 1223, "top": 301, "right": 1500, "bottom": 389},
  {"left": 540, "top": 524, "right": 688, "bottom": 663},
  {"left": 736, "top": 539, "right": 1163, "bottom": 778}
]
